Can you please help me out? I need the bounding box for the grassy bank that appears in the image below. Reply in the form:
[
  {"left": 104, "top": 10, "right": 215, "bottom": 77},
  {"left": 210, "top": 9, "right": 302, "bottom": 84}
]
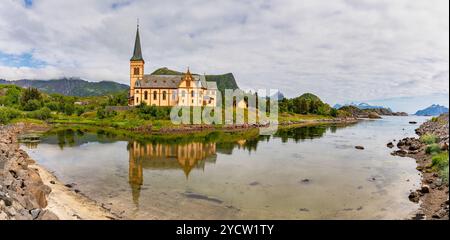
[{"left": 420, "top": 133, "right": 449, "bottom": 183}]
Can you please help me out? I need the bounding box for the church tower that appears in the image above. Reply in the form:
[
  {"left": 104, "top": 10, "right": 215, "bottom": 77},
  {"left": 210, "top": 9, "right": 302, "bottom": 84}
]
[{"left": 129, "top": 23, "right": 144, "bottom": 105}]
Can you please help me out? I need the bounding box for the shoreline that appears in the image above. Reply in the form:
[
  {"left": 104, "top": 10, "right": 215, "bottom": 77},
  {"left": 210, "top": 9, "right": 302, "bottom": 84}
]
[
  {"left": 29, "top": 164, "right": 120, "bottom": 220},
  {"left": 390, "top": 114, "right": 449, "bottom": 220},
  {"left": 48, "top": 117, "right": 359, "bottom": 135},
  {"left": 1, "top": 123, "right": 120, "bottom": 220}
]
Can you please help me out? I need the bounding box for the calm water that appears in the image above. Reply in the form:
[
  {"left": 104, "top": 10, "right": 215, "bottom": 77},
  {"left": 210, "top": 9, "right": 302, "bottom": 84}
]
[{"left": 22, "top": 116, "right": 429, "bottom": 219}]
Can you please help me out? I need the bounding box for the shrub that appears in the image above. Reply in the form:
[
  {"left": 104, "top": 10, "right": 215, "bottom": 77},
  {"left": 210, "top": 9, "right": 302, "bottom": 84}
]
[
  {"left": 75, "top": 106, "right": 85, "bottom": 116},
  {"left": 0, "top": 85, "right": 21, "bottom": 106},
  {"left": 420, "top": 134, "right": 438, "bottom": 144},
  {"left": 425, "top": 144, "right": 441, "bottom": 154},
  {"left": 431, "top": 152, "right": 449, "bottom": 183},
  {"left": 107, "top": 91, "right": 128, "bottom": 106},
  {"left": 0, "top": 107, "right": 22, "bottom": 124},
  {"left": 63, "top": 103, "right": 75, "bottom": 115},
  {"left": 20, "top": 87, "right": 42, "bottom": 106},
  {"left": 431, "top": 152, "right": 448, "bottom": 169},
  {"left": 23, "top": 99, "right": 43, "bottom": 111},
  {"left": 26, "top": 107, "right": 52, "bottom": 120},
  {"left": 136, "top": 104, "right": 171, "bottom": 120},
  {"left": 329, "top": 108, "right": 338, "bottom": 117},
  {"left": 45, "top": 101, "right": 60, "bottom": 111},
  {"left": 97, "top": 108, "right": 106, "bottom": 119}
]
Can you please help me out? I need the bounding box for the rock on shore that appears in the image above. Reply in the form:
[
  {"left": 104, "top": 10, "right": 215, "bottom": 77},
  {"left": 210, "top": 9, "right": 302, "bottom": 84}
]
[{"left": 0, "top": 124, "right": 58, "bottom": 220}]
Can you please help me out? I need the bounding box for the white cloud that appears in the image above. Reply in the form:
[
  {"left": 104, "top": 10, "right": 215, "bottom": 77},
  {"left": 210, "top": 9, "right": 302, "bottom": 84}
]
[{"left": 0, "top": 0, "right": 448, "bottom": 107}]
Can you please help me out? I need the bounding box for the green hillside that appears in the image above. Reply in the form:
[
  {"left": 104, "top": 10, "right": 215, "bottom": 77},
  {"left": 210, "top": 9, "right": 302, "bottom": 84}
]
[
  {"left": 205, "top": 73, "right": 239, "bottom": 91},
  {"left": 0, "top": 78, "right": 128, "bottom": 97},
  {"left": 151, "top": 67, "right": 183, "bottom": 75}
]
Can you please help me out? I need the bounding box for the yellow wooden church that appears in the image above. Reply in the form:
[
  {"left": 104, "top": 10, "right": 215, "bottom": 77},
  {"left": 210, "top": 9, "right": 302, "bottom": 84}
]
[{"left": 128, "top": 25, "right": 217, "bottom": 107}]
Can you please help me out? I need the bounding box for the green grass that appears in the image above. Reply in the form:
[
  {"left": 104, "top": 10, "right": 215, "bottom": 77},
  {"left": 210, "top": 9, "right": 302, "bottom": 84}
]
[
  {"left": 10, "top": 118, "right": 46, "bottom": 125},
  {"left": 420, "top": 133, "right": 438, "bottom": 144},
  {"left": 278, "top": 112, "right": 332, "bottom": 124},
  {"left": 425, "top": 143, "right": 441, "bottom": 155},
  {"left": 431, "top": 152, "right": 449, "bottom": 183}
]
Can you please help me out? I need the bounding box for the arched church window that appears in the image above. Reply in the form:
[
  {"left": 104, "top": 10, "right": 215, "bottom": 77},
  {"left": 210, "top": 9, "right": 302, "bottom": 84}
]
[
  {"left": 153, "top": 91, "right": 157, "bottom": 100},
  {"left": 144, "top": 91, "right": 148, "bottom": 100},
  {"left": 134, "top": 67, "right": 139, "bottom": 75},
  {"left": 162, "top": 91, "right": 167, "bottom": 100},
  {"left": 191, "top": 91, "right": 195, "bottom": 97}
]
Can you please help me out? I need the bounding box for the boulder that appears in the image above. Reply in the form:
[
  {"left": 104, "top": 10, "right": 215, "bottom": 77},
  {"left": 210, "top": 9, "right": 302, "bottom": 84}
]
[
  {"left": 30, "top": 208, "right": 41, "bottom": 219},
  {"left": 408, "top": 191, "right": 420, "bottom": 203},
  {"left": 408, "top": 144, "right": 420, "bottom": 151},
  {"left": 368, "top": 112, "right": 382, "bottom": 119},
  {"left": 37, "top": 210, "right": 59, "bottom": 220},
  {"left": 355, "top": 146, "right": 365, "bottom": 150},
  {"left": 420, "top": 185, "right": 430, "bottom": 194}
]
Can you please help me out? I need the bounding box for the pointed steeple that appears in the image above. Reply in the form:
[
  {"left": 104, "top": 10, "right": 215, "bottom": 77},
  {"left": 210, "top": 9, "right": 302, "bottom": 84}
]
[{"left": 130, "top": 22, "right": 144, "bottom": 61}]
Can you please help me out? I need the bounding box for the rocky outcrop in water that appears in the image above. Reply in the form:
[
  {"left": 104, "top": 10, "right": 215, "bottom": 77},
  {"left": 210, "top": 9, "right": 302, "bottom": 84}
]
[{"left": 0, "top": 124, "right": 58, "bottom": 220}]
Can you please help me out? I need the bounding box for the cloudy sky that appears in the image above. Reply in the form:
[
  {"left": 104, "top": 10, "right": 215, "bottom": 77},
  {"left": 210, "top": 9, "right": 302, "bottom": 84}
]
[{"left": 0, "top": 0, "right": 448, "bottom": 112}]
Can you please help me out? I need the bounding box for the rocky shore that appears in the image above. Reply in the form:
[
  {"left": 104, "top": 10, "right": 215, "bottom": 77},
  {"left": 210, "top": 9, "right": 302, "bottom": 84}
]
[
  {"left": 0, "top": 124, "right": 58, "bottom": 220},
  {"left": 390, "top": 114, "right": 449, "bottom": 220},
  {"left": 1, "top": 124, "right": 117, "bottom": 220}
]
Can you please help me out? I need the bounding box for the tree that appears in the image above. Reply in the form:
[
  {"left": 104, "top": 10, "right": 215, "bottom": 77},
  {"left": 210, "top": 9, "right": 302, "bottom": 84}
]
[
  {"left": 299, "top": 99, "right": 309, "bottom": 114},
  {"left": 20, "top": 87, "right": 42, "bottom": 105},
  {"left": 63, "top": 103, "right": 75, "bottom": 115},
  {"left": 96, "top": 108, "right": 106, "bottom": 119},
  {"left": 23, "top": 99, "right": 42, "bottom": 111}
]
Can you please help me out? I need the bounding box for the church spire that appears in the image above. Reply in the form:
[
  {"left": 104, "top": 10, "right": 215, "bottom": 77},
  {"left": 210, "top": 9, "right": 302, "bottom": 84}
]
[{"left": 130, "top": 21, "right": 144, "bottom": 62}]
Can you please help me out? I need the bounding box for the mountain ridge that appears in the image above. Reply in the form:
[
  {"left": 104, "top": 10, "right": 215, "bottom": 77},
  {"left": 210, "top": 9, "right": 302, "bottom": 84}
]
[
  {"left": 415, "top": 104, "right": 449, "bottom": 116},
  {"left": 0, "top": 78, "right": 129, "bottom": 97}
]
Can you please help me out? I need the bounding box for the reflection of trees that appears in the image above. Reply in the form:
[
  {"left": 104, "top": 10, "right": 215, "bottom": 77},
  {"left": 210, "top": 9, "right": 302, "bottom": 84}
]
[
  {"left": 274, "top": 126, "right": 328, "bottom": 143},
  {"left": 273, "top": 123, "right": 355, "bottom": 143}
]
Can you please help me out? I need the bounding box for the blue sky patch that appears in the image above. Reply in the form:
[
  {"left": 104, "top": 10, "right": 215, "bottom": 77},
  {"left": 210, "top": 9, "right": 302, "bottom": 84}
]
[
  {"left": 24, "top": 0, "right": 33, "bottom": 8},
  {"left": 0, "top": 51, "right": 47, "bottom": 68},
  {"left": 111, "top": 1, "right": 132, "bottom": 10}
]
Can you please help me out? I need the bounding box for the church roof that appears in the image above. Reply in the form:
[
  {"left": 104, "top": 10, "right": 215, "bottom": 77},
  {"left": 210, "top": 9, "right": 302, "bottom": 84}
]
[
  {"left": 136, "top": 75, "right": 182, "bottom": 88},
  {"left": 130, "top": 26, "right": 144, "bottom": 61},
  {"left": 135, "top": 74, "right": 212, "bottom": 89}
]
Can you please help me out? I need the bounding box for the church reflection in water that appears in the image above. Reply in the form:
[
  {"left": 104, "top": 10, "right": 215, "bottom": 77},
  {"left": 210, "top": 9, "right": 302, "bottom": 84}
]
[
  {"left": 127, "top": 141, "right": 217, "bottom": 204},
  {"left": 32, "top": 123, "right": 353, "bottom": 205}
]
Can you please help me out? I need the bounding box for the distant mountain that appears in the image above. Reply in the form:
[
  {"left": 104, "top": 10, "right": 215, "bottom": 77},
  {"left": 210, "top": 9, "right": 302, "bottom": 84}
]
[
  {"left": 151, "top": 67, "right": 239, "bottom": 92},
  {"left": 415, "top": 104, "right": 449, "bottom": 116},
  {"left": 151, "top": 67, "right": 182, "bottom": 75},
  {"left": 333, "top": 102, "right": 388, "bottom": 110},
  {"left": 335, "top": 102, "right": 408, "bottom": 116},
  {"left": 0, "top": 78, "right": 129, "bottom": 97}
]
